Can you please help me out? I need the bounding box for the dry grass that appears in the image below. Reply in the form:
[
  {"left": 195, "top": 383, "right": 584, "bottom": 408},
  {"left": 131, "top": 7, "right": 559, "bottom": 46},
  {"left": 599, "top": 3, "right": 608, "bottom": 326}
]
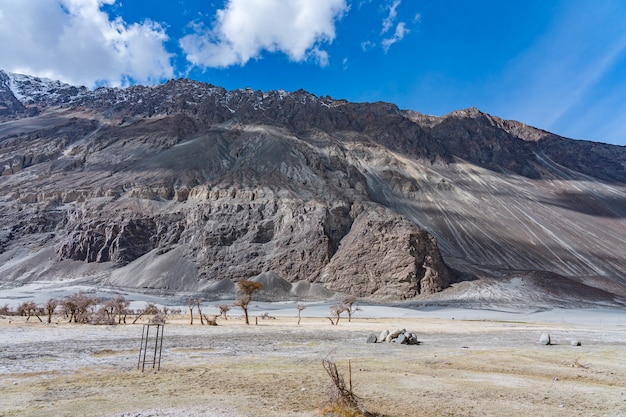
[{"left": 1, "top": 314, "right": 625, "bottom": 416}]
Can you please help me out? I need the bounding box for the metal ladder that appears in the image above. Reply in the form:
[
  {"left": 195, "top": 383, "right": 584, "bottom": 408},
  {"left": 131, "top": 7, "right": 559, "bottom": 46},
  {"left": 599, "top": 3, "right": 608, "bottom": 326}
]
[{"left": 138, "top": 323, "right": 164, "bottom": 371}]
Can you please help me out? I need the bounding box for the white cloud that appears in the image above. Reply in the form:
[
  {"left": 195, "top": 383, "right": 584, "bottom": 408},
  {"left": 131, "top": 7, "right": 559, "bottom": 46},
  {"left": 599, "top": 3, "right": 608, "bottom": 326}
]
[
  {"left": 180, "top": 0, "right": 348, "bottom": 68},
  {"left": 381, "top": 0, "right": 401, "bottom": 34},
  {"left": 0, "top": 0, "right": 174, "bottom": 87},
  {"left": 361, "top": 40, "right": 376, "bottom": 52},
  {"left": 382, "top": 22, "right": 409, "bottom": 52}
]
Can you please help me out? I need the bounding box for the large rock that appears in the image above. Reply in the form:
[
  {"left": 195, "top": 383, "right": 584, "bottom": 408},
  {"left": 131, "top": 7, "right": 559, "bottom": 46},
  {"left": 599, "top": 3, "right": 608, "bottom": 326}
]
[
  {"left": 539, "top": 333, "right": 551, "bottom": 345},
  {"left": 321, "top": 210, "right": 451, "bottom": 298}
]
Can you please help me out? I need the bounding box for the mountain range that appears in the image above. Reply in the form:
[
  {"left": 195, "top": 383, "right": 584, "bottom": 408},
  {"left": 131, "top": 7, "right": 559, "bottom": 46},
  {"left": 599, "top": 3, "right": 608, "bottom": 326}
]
[{"left": 1, "top": 70, "right": 625, "bottom": 308}]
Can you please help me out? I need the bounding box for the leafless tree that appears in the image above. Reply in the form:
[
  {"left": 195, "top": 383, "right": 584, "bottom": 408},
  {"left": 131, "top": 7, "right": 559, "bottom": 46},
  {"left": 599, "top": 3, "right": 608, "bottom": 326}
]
[
  {"left": 297, "top": 303, "right": 306, "bottom": 325},
  {"left": 188, "top": 297, "right": 196, "bottom": 325},
  {"left": 196, "top": 298, "right": 206, "bottom": 325},
  {"left": 150, "top": 312, "right": 166, "bottom": 324},
  {"left": 101, "top": 299, "right": 116, "bottom": 320},
  {"left": 216, "top": 303, "right": 231, "bottom": 320},
  {"left": 132, "top": 303, "right": 160, "bottom": 324},
  {"left": 45, "top": 298, "right": 58, "bottom": 324},
  {"left": 234, "top": 280, "right": 263, "bottom": 325},
  {"left": 0, "top": 304, "right": 11, "bottom": 315},
  {"left": 112, "top": 295, "right": 130, "bottom": 324},
  {"left": 342, "top": 296, "right": 360, "bottom": 322},
  {"left": 62, "top": 293, "right": 99, "bottom": 323},
  {"left": 328, "top": 304, "right": 346, "bottom": 325},
  {"left": 18, "top": 300, "right": 42, "bottom": 322},
  {"left": 95, "top": 295, "right": 129, "bottom": 325}
]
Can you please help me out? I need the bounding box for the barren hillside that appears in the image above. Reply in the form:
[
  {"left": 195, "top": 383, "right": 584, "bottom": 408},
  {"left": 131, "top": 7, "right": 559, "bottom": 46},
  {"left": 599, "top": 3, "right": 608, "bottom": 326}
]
[{"left": 1, "top": 70, "right": 625, "bottom": 306}]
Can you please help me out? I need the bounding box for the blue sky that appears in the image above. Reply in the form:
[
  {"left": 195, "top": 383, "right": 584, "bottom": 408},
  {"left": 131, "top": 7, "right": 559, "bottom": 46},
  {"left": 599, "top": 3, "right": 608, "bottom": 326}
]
[{"left": 0, "top": 1, "right": 625, "bottom": 146}]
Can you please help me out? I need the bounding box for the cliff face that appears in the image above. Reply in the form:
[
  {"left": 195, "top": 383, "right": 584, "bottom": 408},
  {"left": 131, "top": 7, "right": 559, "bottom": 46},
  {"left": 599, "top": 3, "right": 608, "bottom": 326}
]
[{"left": 0, "top": 71, "right": 625, "bottom": 303}]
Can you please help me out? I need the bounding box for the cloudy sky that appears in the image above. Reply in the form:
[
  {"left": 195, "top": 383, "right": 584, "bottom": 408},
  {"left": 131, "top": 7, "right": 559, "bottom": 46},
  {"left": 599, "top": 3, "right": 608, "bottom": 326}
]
[{"left": 0, "top": 0, "right": 625, "bottom": 146}]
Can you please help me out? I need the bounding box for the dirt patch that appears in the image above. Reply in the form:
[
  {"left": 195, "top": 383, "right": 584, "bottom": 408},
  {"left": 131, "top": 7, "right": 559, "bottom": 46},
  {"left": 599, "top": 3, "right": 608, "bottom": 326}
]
[{"left": 1, "top": 315, "right": 625, "bottom": 416}]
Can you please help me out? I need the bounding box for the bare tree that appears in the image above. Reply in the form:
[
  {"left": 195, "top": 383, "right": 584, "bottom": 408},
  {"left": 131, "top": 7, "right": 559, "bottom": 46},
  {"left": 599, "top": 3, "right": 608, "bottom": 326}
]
[
  {"left": 188, "top": 297, "right": 195, "bottom": 325},
  {"left": 101, "top": 299, "right": 116, "bottom": 321},
  {"left": 62, "top": 293, "right": 98, "bottom": 323},
  {"left": 113, "top": 295, "right": 130, "bottom": 324},
  {"left": 18, "top": 300, "right": 42, "bottom": 322},
  {"left": 132, "top": 303, "right": 160, "bottom": 324},
  {"left": 0, "top": 304, "right": 11, "bottom": 315},
  {"left": 62, "top": 295, "right": 78, "bottom": 323},
  {"left": 150, "top": 312, "right": 166, "bottom": 324},
  {"left": 328, "top": 304, "right": 346, "bottom": 325},
  {"left": 234, "top": 280, "right": 263, "bottom": 325},
  {"left": 216, "top": 304, "right": 231, "bottom": 320},
  {"left": 342, "top": 296, "right": 360, "bottom": 322},
  {"left": 196, "top": 298, "right": 206, "bottom": 325},
  {"left": 45, "top": 298, "right": 58, "bottom": 324},
  {"left": 297, "top": 303, "right": 306, "bottom": 325}
]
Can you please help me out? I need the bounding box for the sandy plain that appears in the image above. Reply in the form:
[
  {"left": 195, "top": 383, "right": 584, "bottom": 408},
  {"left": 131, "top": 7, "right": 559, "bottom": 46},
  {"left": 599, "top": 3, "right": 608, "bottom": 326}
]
[{"left": 1, "top": 305, "right": 626, "bottom": 417}]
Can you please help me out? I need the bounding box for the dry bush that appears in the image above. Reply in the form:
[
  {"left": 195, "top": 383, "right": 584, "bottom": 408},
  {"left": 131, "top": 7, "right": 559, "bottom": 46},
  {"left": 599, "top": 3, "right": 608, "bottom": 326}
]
[
  {"left": 0, "top": 303, "right": 12, "bottom": 315},
  {"left": 150, "top": 313, "right": 167, "bottom": 324},
  {"left": 321, "top": 358, "right": 369, "bottom": 417},
  {"left": 203, "top": 314, "right": 218, "bottom": 325},
  {"left": 90, "top": 308, "right": 117, "bottom": 325}
]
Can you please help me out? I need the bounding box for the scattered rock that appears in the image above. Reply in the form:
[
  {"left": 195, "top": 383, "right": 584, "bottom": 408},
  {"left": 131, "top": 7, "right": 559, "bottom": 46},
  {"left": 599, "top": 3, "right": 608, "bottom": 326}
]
[
  {"left": 539, "top": 333, "right": 551, "bottom": 345},
  {"left": 389, "top": 329, "right": 405, "bottom": 338},
  {"left": 570, "top": 339, "right": 581, "bottom": 346},
  {"left": 366, "top": 333, "right": 378, "bottom": 343},
  {"left": 378, "top": 329, "right": 390, "bottom": 342},
  {"left": 371, "top": 329, "right": 420, "bottom": 345}
]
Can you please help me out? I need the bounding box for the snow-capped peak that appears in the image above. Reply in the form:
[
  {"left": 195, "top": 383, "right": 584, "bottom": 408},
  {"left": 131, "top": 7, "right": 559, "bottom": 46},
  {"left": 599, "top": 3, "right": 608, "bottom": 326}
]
[{"left": 1, "top": 70, "right": 90, "bottom": 105}]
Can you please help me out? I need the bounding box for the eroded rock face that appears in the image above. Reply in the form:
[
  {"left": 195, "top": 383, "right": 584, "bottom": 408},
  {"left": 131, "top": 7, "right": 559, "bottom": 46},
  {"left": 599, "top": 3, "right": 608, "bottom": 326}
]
[
  {"left": 44, "top": 191, "right": 449, "bottom": 299},
  {"left": 321, "top": 208, "right": 451, "bottom": 298}
]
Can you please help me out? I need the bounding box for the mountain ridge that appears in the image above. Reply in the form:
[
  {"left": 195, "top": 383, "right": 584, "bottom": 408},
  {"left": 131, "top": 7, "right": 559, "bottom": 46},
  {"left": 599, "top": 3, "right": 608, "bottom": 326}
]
[{"left": 1, "top": 70, "right": 625, "bottom": 307}]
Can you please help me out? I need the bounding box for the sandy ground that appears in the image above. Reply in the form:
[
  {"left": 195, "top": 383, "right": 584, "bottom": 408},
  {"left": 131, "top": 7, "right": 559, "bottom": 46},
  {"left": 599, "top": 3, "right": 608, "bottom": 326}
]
[{"left": 1, "top": 308, "right": 626, "bottom": 417}]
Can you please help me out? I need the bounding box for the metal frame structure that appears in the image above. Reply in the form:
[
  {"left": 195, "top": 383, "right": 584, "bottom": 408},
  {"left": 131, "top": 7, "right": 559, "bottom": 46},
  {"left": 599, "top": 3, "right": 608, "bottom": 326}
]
[{"left": 137, "top": 323, "right": 164, "bottom": 371}]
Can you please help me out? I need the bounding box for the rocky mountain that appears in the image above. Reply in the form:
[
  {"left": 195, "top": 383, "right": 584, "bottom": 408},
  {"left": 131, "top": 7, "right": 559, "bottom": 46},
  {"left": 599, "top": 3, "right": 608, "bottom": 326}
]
[{"left": 1, "top": 70, "right": 625, "bottom": 306}]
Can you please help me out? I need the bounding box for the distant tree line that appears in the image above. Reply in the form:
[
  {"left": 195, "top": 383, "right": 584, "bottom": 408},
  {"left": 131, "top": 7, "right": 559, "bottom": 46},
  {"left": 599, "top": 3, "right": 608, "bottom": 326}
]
[
  {"left": 0, "top": 293, "right": 179, "bottom": 325},
  {"left": 1, "top": 281, "right": 363, "bottom": 327}
]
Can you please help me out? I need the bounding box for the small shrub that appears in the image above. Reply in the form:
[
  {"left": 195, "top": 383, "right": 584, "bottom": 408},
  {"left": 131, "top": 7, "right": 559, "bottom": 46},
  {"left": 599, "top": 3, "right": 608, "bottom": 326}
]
[{"left": 321, "top": 358, "right": 368, "bottom": 417}]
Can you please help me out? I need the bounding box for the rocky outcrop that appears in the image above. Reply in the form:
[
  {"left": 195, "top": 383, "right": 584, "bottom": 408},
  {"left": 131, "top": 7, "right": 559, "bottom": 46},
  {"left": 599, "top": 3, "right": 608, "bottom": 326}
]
[{"left": 321, "top": 208, "right": 451, "bottom": 298}]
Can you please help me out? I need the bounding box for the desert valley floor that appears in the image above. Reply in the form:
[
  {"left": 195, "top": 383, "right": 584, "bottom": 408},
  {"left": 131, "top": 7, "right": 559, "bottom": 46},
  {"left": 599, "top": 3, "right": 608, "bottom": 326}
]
[{"left": 1, "top": 305, "right": 625, "bottom": 417}]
